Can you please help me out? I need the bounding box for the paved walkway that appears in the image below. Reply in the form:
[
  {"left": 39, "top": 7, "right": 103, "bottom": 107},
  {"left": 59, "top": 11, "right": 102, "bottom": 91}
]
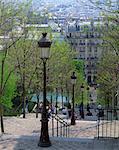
[
  {"left": 0, "top": 113, "right": 119, "bottom": 150},
  {"left": 1, "top": 113, "right": 97, "bottom": 138}
]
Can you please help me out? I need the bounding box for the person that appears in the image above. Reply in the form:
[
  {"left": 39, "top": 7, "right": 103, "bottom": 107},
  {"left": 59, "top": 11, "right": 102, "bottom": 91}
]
[
  {"left": 78, "top": 103, "right": 81, "bottom": 116},
  {"left": 79, "top": 102, "right": 83, "bottom": 116},
  {"left": 25, "top": 98, "right": 29, "bottom": 113},
  {"left": 21, "top": 98, "right": 29, "bottom": 113},
  {"left": 48, "top": 108, "right": 51, "bottom": 118},
  {"left": 39, "top": 102, "right": 43, "bottom": 113},
  {"left": 86, "top": 110, "right": 92, "bottom": 116},
  {"left": 51, "top": 104, "right": 56, "bottom": 114},
  {"left": 97, "top": 104, "right": 102, "bottom": 110},
  {"left": 62, "top": 107, "right": 69, "bottom": 118},
  {"left": 62, "top": 107, "right": 67, "bottom": 115}
]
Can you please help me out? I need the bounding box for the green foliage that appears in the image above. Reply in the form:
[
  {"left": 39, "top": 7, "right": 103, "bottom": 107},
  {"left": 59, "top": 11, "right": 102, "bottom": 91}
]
[
  {"left": 71, "top": 60, "right": 88, "bottom": 104},
  {"left": 2, "top": 73, "right": 17, "bottom": 108},
  {"left": 3, "top": 107, "right": 21, "bottom": 116},
  {"left": 73, "top": 59, "right": 85, "bottom": 79},
  {"left": 0, "top": 54, "right": 17, "bottom": 108},
  {"left": 97, "top": 11, "right": 119, "bottom": 104},
  {"left": 48, "top": 40, "right": 76, "bottom": 89}
]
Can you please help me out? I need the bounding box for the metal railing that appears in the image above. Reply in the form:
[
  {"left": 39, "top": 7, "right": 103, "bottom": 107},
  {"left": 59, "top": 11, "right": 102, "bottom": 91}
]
[
  {"left": 97, "top": 108, "right": 119, "bottom": 139},
  {"left": 50, "top": 114, "right": 70, "bottom": 138}
]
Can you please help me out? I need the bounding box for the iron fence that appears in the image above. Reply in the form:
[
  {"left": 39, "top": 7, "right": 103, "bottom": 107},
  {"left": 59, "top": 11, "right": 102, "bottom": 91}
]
[
  {"left": 97, "top": 108, "right": 119, "bottom": 138},
  {"left": 50, "top": 114, "right": 70, "bottom": 138}
]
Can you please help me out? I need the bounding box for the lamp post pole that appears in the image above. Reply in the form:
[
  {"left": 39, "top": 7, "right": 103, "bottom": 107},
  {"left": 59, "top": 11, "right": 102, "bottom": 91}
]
[
  {"left": 39, "top": 59, "right": 51, "bottom": 146},
  {"left": 38, "top": 33, "right": 52, "bottom": 147},
  {"left": 81, "top": 84, "right": 84, "bottom": 119},
  {"left": 55, "top": 88, "right": 58, "bottom": 115},
  {"left": 71, "top": 72, "right": 76, "bottom": 125},
  {"left": 71, "top": 83, "right": 75, "bottom": 125},
  {"left": 36, "top": 90, "right": 40, "bottom": 118},
  {"left": 61, "top": 88, "right": 63, "bottom": 109}
]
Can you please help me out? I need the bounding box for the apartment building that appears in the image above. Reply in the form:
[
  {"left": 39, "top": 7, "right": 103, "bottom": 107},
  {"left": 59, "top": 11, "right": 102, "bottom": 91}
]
[{"left": 65, "top": 19, "right": 104, "bottom": 85}]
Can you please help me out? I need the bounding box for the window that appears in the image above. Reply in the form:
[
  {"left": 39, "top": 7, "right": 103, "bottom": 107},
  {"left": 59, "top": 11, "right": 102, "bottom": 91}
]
[
  {"left": 88, "top": 54, "right": 91, "bottom": 57},
  {"left": 94, "top": 47, "right": 97, "bottom": 52},
  {"left": 94, "top": 53, "right": 97, "bottom": 57},
  {"left": 93, "top": 76, "right": 97, "bottom": 82},
  {"left": 89, "top": 47, "right": 92, "bottom": 52},
  {"left": 87, "top": 76, "right": 91, "bottom": 84},
  {"left": 79, "top": 40, "right": 85, "bottom": 45},
  {"left": 80, "top": 47, "right": 85, "bottom": 52}
]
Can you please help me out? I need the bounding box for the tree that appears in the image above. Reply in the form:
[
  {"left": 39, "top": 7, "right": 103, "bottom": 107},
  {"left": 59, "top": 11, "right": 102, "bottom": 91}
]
[
  {"left": 0, "top": 52, "right": 17, "bottom": 133},
  {"left": 9, "top": 36, "right": 41, "bottom": 118},
  {"left": 0, "top": 55, "right": 17, "bottom": 107},
  {"left": 46, "top": 41, "right": 87, "bottom": 105},
  {"left": 72, "top": 59, "right": 88, "bottom": 104},
  {"left": 97, "top": 11, "right": 119, "bottom": 106},
  {"left": 0, "top": 0, "right": 32, "bottom": 133},
  {"left": 47, "top": 41, "right": 75, "bottom": 96}
]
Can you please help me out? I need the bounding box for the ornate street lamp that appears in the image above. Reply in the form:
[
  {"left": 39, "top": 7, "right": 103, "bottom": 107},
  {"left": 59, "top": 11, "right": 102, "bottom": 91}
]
[
  {"left": 38, "top": 33, "right": 52, "bottom": 147},
  {"left": 81, "top": 84, "right": 84, "bottom": 119},
  {"left": 71, "top": 72, "right": 76, "bottom": 125}
]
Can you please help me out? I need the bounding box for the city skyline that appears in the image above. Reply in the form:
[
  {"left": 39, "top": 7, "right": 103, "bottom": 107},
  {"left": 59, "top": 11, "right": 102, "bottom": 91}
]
[{"left": 30, "top": 0, "right": 118, "bottom": 18}]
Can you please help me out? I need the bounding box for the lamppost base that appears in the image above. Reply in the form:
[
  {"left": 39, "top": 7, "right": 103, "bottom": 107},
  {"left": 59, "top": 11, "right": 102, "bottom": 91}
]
[
  {"left": 81, "top": 111, "right": 84, "bottom": 119},
  {"left": 71, "top": 119, "right": 76, "bottom": 125},
  {"left": 38, "top": 140, "right": 51, "bottom": 147}
]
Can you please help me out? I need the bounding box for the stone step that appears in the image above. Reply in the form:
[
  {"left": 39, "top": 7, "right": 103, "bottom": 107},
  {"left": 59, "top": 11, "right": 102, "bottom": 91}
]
[{"left": 0, "top": 134, "right": 119, "bottom": 150}]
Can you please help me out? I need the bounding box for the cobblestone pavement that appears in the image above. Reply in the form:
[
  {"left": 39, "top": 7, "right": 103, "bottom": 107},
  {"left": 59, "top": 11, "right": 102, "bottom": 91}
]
[
  {"left": 1, "top": 113, "right": 97, "bottom": 138},
  {"left": 0, "top": 113, "right": 119, "bottom": 150}
]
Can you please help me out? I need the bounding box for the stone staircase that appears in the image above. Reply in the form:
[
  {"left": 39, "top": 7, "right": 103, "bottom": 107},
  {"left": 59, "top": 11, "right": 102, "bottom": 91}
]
[
  {"left": 0, "top": 134, "right": 119, "bottom": 150},
  {"left": 0, "top": 113, "right": 119, "bottom": 150}
]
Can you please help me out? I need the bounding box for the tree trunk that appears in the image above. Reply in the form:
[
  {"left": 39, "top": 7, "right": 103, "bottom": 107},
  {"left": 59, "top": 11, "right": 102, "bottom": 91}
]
[
  {"left": 1, "top": 115, "right": 4, "bottom": 133},
  {"left": 0, "top": 59, "right": 4, "bottom": 133},
  {"left": 22, "top": 83, "right": 26, "bottom": 118},
  {"left": 22, "top": 48, "right": 26, "bottom": 118},
  {"left": 0, "top": 105, "right": 4, "bottom": 133}
]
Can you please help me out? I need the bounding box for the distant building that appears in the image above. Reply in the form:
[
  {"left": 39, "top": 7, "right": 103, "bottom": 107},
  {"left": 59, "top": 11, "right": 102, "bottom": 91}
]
[{"left": 65, "top": 18, "right": 104, "bottom": 85}]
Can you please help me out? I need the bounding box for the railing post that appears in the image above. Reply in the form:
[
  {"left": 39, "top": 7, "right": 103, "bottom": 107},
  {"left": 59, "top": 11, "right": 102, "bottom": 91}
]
[
  {"left": 63, "top": 122, "right": 65, "bottom": 136},
  {"left": 97, "top": 114, "right": 100, "bottom": 139},
  {"left": 57, "top": 119, "right": 58, "bottom": 137},
  {"left": 60, "top": 122, "right": 62, "bottom": 137},
  {"left": 52, "top": 114, "right": 54, "bottom": 137},
  {"left": 66, "top": 124, "right": 67, "bottom": 137},
  {"left": 52, "top": 114, "right": 70, "bottom": 138},
  {"left": 68, "top": 125, "right": 70, "bottom": 137}
]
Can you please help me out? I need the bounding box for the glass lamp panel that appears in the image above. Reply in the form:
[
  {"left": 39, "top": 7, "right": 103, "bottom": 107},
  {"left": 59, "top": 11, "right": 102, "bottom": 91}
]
[
  {"left": 40, "top": 47, "right": 50, "bottom": 59},
  {"left": 71, "top": 79, "right": 76, "bottom": 85},
  {"left": 81, "top": 87, "right": 84, "bottom": 92}
]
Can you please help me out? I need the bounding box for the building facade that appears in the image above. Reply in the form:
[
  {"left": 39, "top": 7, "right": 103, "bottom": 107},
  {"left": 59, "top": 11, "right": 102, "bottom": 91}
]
[{"left": 65, "top": 19, "right": 104, "bottom": 85}]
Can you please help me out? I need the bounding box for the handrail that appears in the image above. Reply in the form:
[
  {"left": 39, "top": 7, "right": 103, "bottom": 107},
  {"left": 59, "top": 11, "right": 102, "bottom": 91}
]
[{"left": 50, "top": 113, "right": 70, "bottom": 138}]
